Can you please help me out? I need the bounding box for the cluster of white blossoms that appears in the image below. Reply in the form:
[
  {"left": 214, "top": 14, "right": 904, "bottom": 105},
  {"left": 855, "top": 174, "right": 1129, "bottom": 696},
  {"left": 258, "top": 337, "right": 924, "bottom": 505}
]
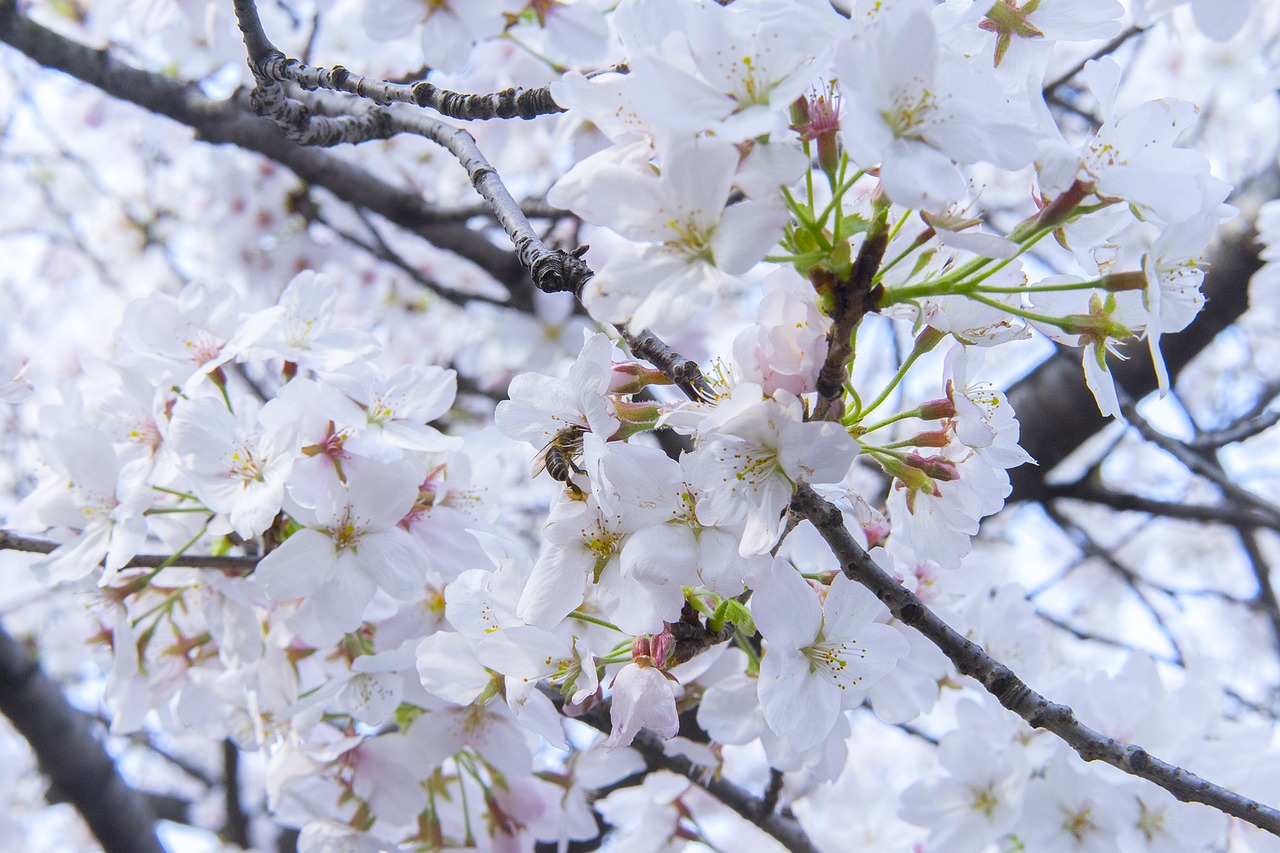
[{"left": 5, "top": 0, "right": 1278, "bottom": 850}]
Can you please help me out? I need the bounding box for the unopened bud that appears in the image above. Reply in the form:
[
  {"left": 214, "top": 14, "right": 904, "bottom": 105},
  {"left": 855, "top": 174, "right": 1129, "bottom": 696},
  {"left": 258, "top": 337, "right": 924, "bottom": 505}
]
[
  {"left": 613, "top": 400, "right": 663, "bottom": 439},
  {"left": 918, "top": 398, "right": 957, "bottom": 421},
  {"left": 902, "top": 429, "right": 951, "bottom": 448},
  {"left": 912, "top": 326, "right": 948, "bottom": 356},
  {"left": 1025, "top": 179, "right": 1092, "bottom": 235},
  {"left": 609, "top": 362, "right": 671, "bottom": 394},
  {"left": 631, "top": 636, "right": 653, "bottom": 664},
  {"left": 905, "top": 451, "right": 960, "bottom": 481},
  {"left": 650, "top": 630, "right": 675, "bottom": 669},
  {"left": 1099, "top": 271, "right": 1146, "bottom": 292}
]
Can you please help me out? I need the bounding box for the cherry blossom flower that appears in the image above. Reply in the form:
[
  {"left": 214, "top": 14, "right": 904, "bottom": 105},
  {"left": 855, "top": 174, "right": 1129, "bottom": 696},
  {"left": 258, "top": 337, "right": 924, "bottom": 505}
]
[
  {"left": 600, "top": 441, "right": 770, "bottom": 605},
  {"left": 167, "top": 394, "right": 293, "bottom": 539},
  {"left": 603, "top": 659, "right": 679, "bottom": 750},
  {"left": 360, "top": 0, "right": 506, "bottom": 72},
  {"left": 250, "top": 270, "right": 378, "bottom": 372},
  {"left": 548, "top": 137, "right": 789, "bottom": 331},
  {"left": 116, "top": 282, "right": 279, "bottom": 389},
  {"left": 753, "top": 559, "right": 910, "bottom": 752},
  {"left": 602, "top": 0, "right": 837, "bottom": 141},
  {"left": 900, "top": 736, "right": 1028, "bottom": 853},
  {"left": 18, "top": 426, "right": 150, "bottom": 584},
  {"left": 944, "top": 346, "right": 1035, "bottom": 469},
  {"left": 1037, "top": 57, "right": 1232, "bottom": 225},
  {"left": 254, "top": 461, "right": 427, "bottom": 641},
  {"left": 732, "top": 268, "right": 831, "bottom": 397},
  {"left": 1141, "top": 216, "right": 1218, "bottom": 391},
  {"left": 834, "top": 0, "right": 1037, "bottom": 211},
  {"left": 1018, "top": 752, "right": 1128, "bottom": 851},
  {"left": 0, "top": 356, "right": 32, "bottom": 403},
  {"left": 695, "top": 384, "right": 859, "bottom": 556},
  {"left": 516, "top": 492, "right": 625, "bottom": 630},
  {"left": 257, "top": 377, "right": 367, "bottom": 510},
  {"left": 495, "top": 331, "right": 621, "bottom": 452},
  {"left": 333, "top": 363, "right": 460, "bottom": 462}
]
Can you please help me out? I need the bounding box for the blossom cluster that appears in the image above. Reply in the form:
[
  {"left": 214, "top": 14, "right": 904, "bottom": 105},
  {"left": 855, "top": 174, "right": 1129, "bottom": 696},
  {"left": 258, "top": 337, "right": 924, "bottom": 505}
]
[{"left": 2, "top": 0, "right": 1276, "bottom": 850}]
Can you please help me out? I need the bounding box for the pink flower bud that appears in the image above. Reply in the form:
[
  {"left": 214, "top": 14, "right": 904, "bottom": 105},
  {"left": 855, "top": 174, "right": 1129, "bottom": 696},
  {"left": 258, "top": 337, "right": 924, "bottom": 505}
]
[{"left": 905, "top": 452, "right": 960, "bottom": 482}]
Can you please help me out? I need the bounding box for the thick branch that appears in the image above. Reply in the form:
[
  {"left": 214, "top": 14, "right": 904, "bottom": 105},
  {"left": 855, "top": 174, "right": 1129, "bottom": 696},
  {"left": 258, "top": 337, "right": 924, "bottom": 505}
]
[
  {"left": 622, "top": 328, "right": 715, "bottom": 401},
  {"left": 812, "top": 204, "right": 889, "bottom": 421},
  {"left": 790, "top": 484, "right": 1280, "bottom": 835},
  {"left": 222, "top": 739, "right": 250, "bottom": 849},
  {"left": 0, "top": 0, "right": 529, "bottom": 297},
  {"left": 0, "top": 620, "right": 165, "bottom": 853}
]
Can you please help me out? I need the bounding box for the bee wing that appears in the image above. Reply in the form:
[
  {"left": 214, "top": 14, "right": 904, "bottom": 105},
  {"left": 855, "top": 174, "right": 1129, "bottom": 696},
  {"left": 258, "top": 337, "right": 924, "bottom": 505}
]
[{"left": 531, "top": 441, "right": 552, "bottom": 478}]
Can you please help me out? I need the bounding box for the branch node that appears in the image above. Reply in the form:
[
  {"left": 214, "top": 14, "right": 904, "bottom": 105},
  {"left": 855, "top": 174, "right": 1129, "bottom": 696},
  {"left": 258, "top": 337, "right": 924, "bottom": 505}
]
[{"left": 532, "top": 248, "right": 594, "bottom": 296}]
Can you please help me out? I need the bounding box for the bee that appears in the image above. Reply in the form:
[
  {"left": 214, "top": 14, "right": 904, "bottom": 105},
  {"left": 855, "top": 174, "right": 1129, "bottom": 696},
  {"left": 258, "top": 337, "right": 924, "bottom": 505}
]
[{"left": 533, "top": 425, "right": 586, "bottom": 497}]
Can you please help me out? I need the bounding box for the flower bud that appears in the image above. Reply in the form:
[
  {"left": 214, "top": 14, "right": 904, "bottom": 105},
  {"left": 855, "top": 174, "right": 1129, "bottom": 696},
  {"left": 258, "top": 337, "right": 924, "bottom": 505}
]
[
  {"left": 609, "top": 362, "right": 671, "bottom": 394},
  {"left": 904, "top": 452, "right": 960, "bottom": 482},
  {"left": 900, "top": 429, "right": 951, "bottom": 448},
  {"left": 794, "top": 83, "right": 842, "bottom": 185},
  {"left": 918, "top": 398, "right": 957, "bottom": 421}
]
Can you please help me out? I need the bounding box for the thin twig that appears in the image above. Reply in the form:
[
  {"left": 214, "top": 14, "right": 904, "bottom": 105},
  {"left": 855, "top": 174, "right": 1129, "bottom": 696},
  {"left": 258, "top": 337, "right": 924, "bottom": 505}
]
[
  {"left": 1051, "top": 480, "right": 1280, "bottom": 530},
  {"left": 1191, "top": 408, "right": 1280, "bottom": 450},
  {"left": 1238, "top": 524, "right": 1280, "bottom": 649},
  {"left": 233, "top": 0, "right": 565, "bottom": 121},
  {"left": 1117, "top": 392, "right": 1280, "bottom": 529},
  {"left": 1042, "top": 502, "right": 1186, "bottom": 666},
  {"left": 1043, "top": 26, "right": 1143, "bottom": 96},
  {"left": 0, "top": 530, "right": 258, "bottom": 573},
  {"left": 0, "top": 0, "right": 530, "bottom": 294}
]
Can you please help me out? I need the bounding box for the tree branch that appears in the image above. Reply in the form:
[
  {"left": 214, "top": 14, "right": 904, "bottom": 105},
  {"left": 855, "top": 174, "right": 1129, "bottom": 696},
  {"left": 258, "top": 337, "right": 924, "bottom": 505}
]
[
  {"left": 0, "top": 620, "right": 165, "bottom": 853},
  {"left": 222, "top": 739, "right": 250, "bottom": 849},
  {"left": 0, "top": 530, "right": 258, "bottom": 573},
  {"left": 0, "top": 0, "right": 529, "bottom": 297},
  {"left": 790, "top": 484, "right": 1280, "bottom": 836},
  {"left": 570, "top": 697, "right": 819, "bottom": 853},
  {"left": 622, "top": 328, "right": 715, "bottom": 401},
  {"left": 1050, "top": 480, "right": 1280, "bottom": 529},
  {"left": 1116, "top": 391, "right": 1280, "bottom": 529},
  {"left": 812, "top": 201, "right": 889, "bottom": 421},
  {"left": 1007, "top": 164, "right": 1280, "bottom": 502},
  {"left": 232, "top": 0, "right": 565, "bottom": 121}
]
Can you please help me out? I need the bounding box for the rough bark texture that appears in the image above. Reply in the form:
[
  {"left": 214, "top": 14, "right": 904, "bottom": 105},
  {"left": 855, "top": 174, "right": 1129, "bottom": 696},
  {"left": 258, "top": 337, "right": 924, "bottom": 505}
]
[{"left": 0, "top": 623, "right": 165, "bottom": 853}]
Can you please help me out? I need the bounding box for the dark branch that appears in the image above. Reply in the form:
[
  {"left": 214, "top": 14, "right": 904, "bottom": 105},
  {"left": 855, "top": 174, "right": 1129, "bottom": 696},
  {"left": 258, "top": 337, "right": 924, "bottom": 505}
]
[
  {"left": 622, "top": 328, "right": 715, "bottom": 401},
  {"left": 570, "top": 697, "right": 819, "bottom": 853},
  {"left": 813, "top": 200, "right": 889, "bottom": 421},
  {"left": 0, "top": 0, "right": 529, "bottom": 296},
  {"left": 790, "top": 484, "right": 1280, "bottom": 836},
  {"left": 1116, "top": 392, "right": 1280, "bottom": 529},
  {"left": 1050, "top": 480, "right": 1280, "bottom": 529},
  {"left": 0, "top": 620, "right": 165, "bottom": 853},
  {"left": 232, "top": 0, "right": 564, "bottom": 121},
  {"left": 1007, "top": 164, "right": 1280, "bottom": 502},
  {"left": 0, "top": 530, "right": 258, "bottom": 573}
]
